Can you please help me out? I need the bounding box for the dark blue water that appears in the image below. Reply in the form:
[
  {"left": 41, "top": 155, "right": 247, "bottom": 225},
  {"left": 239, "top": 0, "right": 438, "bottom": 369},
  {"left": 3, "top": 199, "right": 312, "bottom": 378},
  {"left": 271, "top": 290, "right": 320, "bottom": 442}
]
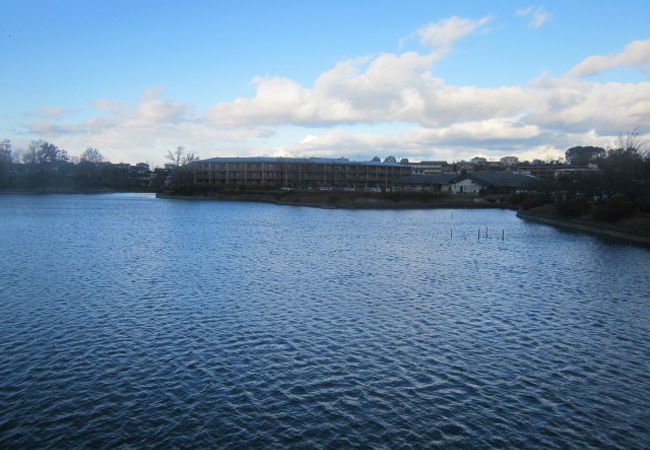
[{"left": 1, "top": 193, "right": 649, "bottom": 448}]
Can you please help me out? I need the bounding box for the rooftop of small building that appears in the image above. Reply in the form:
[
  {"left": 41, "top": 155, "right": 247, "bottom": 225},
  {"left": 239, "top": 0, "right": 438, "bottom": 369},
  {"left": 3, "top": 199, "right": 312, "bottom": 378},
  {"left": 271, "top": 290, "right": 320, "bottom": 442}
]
[
  {"left": 410, "top": 160, "right": 448, "bottom": 165},
  {"left": 399, "top": 174, "right": 459, "bottom": 184},
  {"left": 461, "top": 172, "right": 545, "bottom": 188},
  {"left": 399, "top": 172, "right": 545, "bottom": 188},
  {"left": 198, "top": 156, "right": 409, "bottom": 167}
]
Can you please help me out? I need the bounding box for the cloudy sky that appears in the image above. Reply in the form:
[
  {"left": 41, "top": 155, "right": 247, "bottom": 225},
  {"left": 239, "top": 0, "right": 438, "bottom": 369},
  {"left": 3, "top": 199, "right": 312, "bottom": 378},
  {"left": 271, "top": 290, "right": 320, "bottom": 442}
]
[{"left": 2, "top": 0, "right": 649, "bottom": 166}]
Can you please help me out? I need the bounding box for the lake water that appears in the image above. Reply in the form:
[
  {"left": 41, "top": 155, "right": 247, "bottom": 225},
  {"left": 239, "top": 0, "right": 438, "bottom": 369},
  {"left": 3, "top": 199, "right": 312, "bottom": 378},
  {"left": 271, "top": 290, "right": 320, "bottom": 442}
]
[{"left": 1, "top": 193, "right": 649, "bottom": 448}]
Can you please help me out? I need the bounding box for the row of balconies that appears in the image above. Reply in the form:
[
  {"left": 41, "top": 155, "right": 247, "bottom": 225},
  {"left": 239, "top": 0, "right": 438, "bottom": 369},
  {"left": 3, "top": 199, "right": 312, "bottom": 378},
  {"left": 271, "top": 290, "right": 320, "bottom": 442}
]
[
  {"left": 202, "top": 163, "right": 405, "bottom": 171},
  {"left": 195, "top": 179, "right": 399, "bottom": 187},
  {"left": 202, "top": 162, "right": 409, "bottom": 169}
]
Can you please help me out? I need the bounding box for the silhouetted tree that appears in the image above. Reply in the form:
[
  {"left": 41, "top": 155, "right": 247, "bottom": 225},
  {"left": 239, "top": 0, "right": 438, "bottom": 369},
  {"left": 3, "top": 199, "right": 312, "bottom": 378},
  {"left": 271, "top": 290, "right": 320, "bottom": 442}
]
[
  {"left": 0, "top": 139, "right": 12, "bottom": 187},
  {"left": 80, "top": 147, "right": 104, "bottom": 163},
  {"left": 0, "top": 140, "right": 10, "bottom": 160},
  {"left": 22, "top": 140, "right": 68, "bottom": 166},
  {"left": 164, "top": 146, "right": 200, "bottom": 190},
  {"left": 166, "top": 146, "right": 198, "bottom": 167},
  {"left": 565, "top": 146, "right": 606, "bottom": 165}
]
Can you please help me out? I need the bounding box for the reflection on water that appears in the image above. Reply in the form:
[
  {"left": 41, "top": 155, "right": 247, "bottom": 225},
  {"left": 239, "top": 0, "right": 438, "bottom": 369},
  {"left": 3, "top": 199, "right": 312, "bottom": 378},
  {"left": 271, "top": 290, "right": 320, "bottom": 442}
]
[{"left": 1, "top": 194, "right": 649, "bottom": 448}]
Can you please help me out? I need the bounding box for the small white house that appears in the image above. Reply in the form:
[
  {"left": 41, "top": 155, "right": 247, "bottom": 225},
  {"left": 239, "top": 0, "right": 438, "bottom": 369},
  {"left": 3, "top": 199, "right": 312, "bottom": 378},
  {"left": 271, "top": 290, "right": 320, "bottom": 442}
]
[{"left": 450, "top": 178, "right": 482, "bottom": 194}]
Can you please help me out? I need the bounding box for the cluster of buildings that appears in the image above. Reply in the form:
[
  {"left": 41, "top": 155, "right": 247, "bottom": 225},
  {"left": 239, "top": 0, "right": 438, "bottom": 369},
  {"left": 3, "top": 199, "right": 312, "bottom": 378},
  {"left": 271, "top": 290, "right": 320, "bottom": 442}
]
[
  {"left": 190, "top": 155, "right": 579, "bottom": 195},
  {"left": 92, "top": 162, "right": 175, "bottom": 188}
]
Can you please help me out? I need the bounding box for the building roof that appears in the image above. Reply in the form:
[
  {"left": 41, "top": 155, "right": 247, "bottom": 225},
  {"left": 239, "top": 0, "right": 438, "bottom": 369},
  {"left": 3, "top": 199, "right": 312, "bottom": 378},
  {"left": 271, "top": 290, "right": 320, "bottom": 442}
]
[
  {"left": 460, "top": 172, "right": 545, "bottom": 188},
  {"left": 411, "top": 160, "right": 447, "bottom": 165},
  {"left": 399, "top": 174, "right": 459, "bottom": 184},
  {"left": 398, "top": 172, "right": 545, "bottom": 189},
  {"left": 198, "top": 156, "right": 409, "bottom": 168}
]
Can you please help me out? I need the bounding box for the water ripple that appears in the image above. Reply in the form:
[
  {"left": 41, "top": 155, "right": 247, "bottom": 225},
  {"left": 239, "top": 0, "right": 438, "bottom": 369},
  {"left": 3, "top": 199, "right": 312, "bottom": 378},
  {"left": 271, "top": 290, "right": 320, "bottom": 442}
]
[{"left": 0, "top": 194, "right": 649, "bottom": 448}]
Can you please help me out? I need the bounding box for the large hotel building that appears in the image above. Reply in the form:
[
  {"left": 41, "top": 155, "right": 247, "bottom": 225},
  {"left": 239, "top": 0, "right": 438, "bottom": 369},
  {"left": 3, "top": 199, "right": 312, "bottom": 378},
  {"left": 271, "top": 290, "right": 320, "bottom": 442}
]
[{"left": 193, "top": 157, "right": 412, "bottom": 189}]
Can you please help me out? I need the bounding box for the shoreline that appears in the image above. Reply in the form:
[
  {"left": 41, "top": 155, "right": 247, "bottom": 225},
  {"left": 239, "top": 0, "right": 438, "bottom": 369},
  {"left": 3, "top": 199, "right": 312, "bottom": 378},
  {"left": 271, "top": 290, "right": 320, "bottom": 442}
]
[
  {"left": 517, "top": 209, "right": 650, "bottom": 246},
  {"left": 4, "top": 190, "right": 649, "bottom": 246},
  {"left": 155, "top": 191, "right": 516, "bottom": 210},
  {"left": 0, "top": 188, "right": 156, "bottom": 195}
]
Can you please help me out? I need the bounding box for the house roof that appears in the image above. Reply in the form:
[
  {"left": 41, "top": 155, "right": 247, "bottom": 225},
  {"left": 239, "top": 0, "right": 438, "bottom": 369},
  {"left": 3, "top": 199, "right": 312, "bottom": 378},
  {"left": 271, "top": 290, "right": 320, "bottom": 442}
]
[
  {"left": 412, "top": 161, "right": 448, "bottom": 165},
  {"left": 399, "top": 174, "right": 459, "bottom": 184},
  {"left": 460, "top": 172, "right": 545, "bottom": 188},
  {"left": 398, "top": 172, "right": 546, "bottom": 189}
]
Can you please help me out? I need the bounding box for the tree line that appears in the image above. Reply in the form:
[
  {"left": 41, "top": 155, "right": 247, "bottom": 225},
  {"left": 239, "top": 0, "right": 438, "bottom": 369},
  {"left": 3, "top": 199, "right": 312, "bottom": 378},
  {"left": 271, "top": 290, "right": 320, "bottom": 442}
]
[
  {"left": 0, "top": 140, "right": 197, "bottom": 192},
  {"left": 560, "top": 131, "right": 650, "bottom": 200},
  {"left": 514, "top": 130, "right": 650, "bottom": 221}
]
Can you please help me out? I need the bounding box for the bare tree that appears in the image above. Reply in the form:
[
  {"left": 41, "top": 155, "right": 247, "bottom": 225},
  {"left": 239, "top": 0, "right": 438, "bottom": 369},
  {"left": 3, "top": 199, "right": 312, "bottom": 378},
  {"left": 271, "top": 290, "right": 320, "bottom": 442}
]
[
  {"left": 166, "top": 146, "right": 199, "bottom": 167},
  {"left": 166, "top": 146, "right": 184, "bottom": 166},
  {"left": 80, "top": 147, "right": 104, "bottom": 163},
  {"left": 0, "top": 140, "right": 11, "bottom": 163},
  {"left": 616, "top": 128, "right": 647, "bottom": 156},
  {"left": 183, "top": 152, "right": 199, "bottom": 165}
]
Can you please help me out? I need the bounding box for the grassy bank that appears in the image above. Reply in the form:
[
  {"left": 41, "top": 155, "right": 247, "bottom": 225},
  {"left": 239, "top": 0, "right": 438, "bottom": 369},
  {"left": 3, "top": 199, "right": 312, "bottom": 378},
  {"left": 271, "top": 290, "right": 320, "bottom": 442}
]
[
  {"left": 517, "top": 204, "right": 650, "bottom": 246},
  {"left": 157, "top": 188, "right": 516, "bottom": 210}
]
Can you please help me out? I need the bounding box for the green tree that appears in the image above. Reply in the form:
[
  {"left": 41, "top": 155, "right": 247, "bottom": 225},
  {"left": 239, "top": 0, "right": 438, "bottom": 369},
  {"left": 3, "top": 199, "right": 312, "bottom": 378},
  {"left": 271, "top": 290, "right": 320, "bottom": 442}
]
[
  {"left": 565, "top": 146, "right": 606, "bottom": 165},
  {"left": 19, "top": 140, "right": 69, "bottom": 188},
  {"left": 22, "top": 140, "right": 68, "bottom": 165}
]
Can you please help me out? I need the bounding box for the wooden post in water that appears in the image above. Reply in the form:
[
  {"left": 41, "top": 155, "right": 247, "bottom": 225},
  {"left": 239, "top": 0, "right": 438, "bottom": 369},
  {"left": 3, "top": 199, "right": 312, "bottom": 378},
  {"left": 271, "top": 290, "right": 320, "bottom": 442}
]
[
  {"left": 485, "top": 226, "right": 488, "bottom": 238},
  {"left": 478, "top": 228, "right": 480, "bottom": 240},
  {"left": 502, "top": 229, "right": 505, "bottom": 241}
]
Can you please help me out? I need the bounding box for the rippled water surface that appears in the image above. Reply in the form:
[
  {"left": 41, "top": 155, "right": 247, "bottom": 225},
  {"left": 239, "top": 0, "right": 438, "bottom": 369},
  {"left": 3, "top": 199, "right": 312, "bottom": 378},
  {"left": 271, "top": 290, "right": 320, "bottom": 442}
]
[{"left": 1, "top": 193, "right": 649, "bottom": 448}]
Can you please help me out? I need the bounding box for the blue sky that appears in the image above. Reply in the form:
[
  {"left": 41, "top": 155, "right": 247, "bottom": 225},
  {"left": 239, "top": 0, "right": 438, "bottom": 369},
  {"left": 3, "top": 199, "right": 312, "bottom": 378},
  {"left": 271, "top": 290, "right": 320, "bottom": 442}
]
[{"left": 2, "top": 0, "right": 649, "bottom": 165}]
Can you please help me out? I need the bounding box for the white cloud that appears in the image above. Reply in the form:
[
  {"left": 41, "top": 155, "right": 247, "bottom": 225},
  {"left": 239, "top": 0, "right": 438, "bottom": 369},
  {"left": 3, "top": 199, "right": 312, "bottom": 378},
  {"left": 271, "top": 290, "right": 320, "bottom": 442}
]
[
  {"left": 527, "top": 72, "right": 650, "bottom": 133},
  {"left": 275, "top": 123, "right": 629, "bottom": 163},
  {"left": 17, "top": 19, "right": 650, "bottom": 165},
  {"left": 516, "top": 6, "right": 550, "bottom": 30},
  {"left": 126, "top": 98, "right": 188, "bottom": 127},
  {"left": 207, "top": 32, "right": 650, "bottom": 138},
  {"left": 94, "top": 99, "right": 129, "bottom": 116},
  {"left": 208, "top": 51, "right": 531, "bottom": 128},
  {"left": 403, "top": 16, "right": 492, "bottom": 49},
  {"left": 570, "top": 39, "right": 650, "bottom": 77},
  {"left": 284, "top": 119, "right": 540, "bottom": 153},
  {"left": 28, "top": 122, "right": 81, "bottom": 135},
  {"left": 25, "top": 89, "right": 273, "bottom": 165},
  {"left": 530, "top": 8, "right": 550, "bottom": 29},
  {"left": 516, "top": 7, "right": 534, "bottom": 16},
  {"left": 29, "top": 107, "right": 77, "bottom": 118}
]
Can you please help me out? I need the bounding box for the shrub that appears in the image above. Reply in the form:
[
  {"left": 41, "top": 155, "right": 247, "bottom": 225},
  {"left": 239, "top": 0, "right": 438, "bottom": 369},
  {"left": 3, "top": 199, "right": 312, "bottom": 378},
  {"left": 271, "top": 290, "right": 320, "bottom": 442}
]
[
  {"left": 556, "top": 198, "right": 590, "bottom": 217},
  {"left": 510, "top": 192, "right": 529, "bottom": 206},
  {"left": 519, "top": 197, "right": 545, "bottom": 210},
  {"left": 593, "top": 197, "right": 636, "bottom": 222},
  {"left": 635, "top": 196, "right": 650, "bottom": 213}
]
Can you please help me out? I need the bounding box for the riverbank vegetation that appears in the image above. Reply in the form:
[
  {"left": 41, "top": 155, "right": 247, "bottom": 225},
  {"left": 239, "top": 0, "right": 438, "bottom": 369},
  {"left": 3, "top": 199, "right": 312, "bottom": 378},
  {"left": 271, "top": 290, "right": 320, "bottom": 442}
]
[
  {"left": 158, "top": 185, "right": 500, "bottom": 209},
  {"left": 0, "top": 139, "right": 164, "bottom": 192},
  {"left": 512, "top": 131, "right": 650, "bottom": 238},
  {"left": 523, "top": 137, "right": 648, "bottom": 214}
]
